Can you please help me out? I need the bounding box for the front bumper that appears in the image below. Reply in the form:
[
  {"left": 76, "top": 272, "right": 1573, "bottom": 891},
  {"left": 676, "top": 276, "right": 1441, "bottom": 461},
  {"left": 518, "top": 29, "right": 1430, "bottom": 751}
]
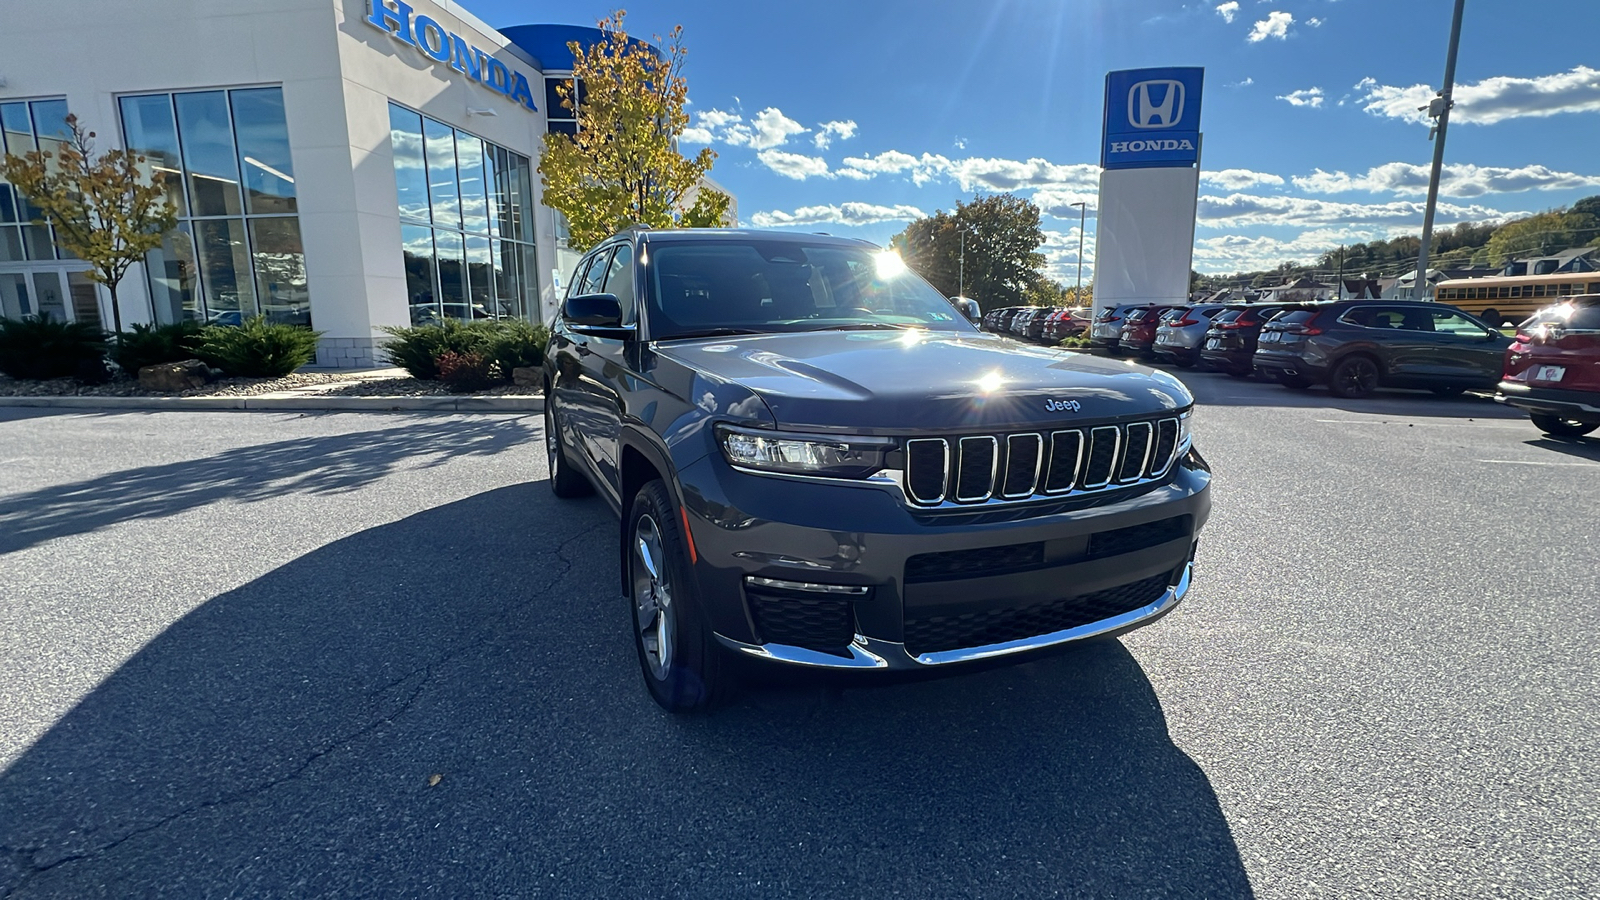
[
  {"left": 678, "top": 448, "right": 1211, "bottom": 672},
  {"left": 1496, "top": 381, "right": 1600, "bottom": 423}
]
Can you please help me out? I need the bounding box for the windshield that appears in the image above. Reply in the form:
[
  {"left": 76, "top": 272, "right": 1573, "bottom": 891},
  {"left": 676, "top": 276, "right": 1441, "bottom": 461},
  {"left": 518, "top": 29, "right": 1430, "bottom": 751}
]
[{"left": 643, "top": 240, "right": 976, "bottom": 340}]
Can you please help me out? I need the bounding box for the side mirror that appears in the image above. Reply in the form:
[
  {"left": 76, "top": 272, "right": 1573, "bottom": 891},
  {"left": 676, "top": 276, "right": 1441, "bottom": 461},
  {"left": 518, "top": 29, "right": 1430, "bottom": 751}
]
[{"left": 563, "top": 292, "right": 623, "bottom": 328}]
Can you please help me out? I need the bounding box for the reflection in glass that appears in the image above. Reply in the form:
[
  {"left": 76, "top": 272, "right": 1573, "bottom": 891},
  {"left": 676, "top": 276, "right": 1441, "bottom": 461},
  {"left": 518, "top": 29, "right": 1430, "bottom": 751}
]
[
  {"left": 22, "top": 224, "right": 55, "bottom": 260},
  {"left": 29, "top": 99, "right": 72, "bottom": 171},
  {"left": 389, "top": 105, "right": 429, "bottom": 223},
  {"left": 423, "top": 117, "right": 459, "bottom": 228},
  {"left": 145, "top": 223, "right": 199, "bottom": 325},
  {"left": 492, "top": 238, "right": 514, "bottom": 318},
  {"left": 175, "top": 91, "right": 244, "bottom": 217},
  {"left": 118, "top": 94, "right": 188, "bottom": 217},
  {"left": 434, "top": 230, "right": 467, "bottom": 318},
  {"left": 194, "top": 218, "right": 255, "bottom": 321},
  {"left": 483, "top": 146, "right": 501, "bottom": 237},
  {"left": 1, "top": 103, "right": 34, "bottom": 155},
  {"left": 456, "top": 132, "right": 488, "bottom": 234},
  {"left": 0, "top": 184, "right": 17, "bottom": 223},
  {"left": 231, "top": 88, "right": 297, "bottom": 215},
  {"left": 249, "top": 218, "right": 309, "bottom": 325},
  {"left": 0, "top": 227, "right": 22, "bottom": 263},
  {"left": 465, "top": 234, "right": 492, "bottom": 314},
  {"left": 401, "top": 224, "right": 438, "bottom": 324}
]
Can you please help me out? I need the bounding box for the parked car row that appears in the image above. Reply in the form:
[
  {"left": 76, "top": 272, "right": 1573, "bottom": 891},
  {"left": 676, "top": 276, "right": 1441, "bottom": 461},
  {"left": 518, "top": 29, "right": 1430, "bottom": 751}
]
[
  {"left": 1087, "top": 294, "right": 1600, "bottom": 440},
  {"left": 981, "top": 305, "right": 1092, "bottom": 343}
]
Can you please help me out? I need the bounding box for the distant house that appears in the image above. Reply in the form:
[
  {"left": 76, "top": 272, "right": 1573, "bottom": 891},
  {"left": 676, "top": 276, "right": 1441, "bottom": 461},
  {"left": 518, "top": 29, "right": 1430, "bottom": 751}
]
[
  {"left": 1257, "top": 276, "right": 1336, "bottom": 304},
  {"left": 1500, "top": 247, "right": 1598, "bottom": 277}
]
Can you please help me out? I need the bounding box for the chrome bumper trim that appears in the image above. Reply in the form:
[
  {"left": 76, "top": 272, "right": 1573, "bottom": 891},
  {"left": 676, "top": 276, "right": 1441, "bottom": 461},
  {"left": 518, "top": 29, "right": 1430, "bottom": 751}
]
[{"left": 715, "top": 562, "right": 1192, "bottom": 672}]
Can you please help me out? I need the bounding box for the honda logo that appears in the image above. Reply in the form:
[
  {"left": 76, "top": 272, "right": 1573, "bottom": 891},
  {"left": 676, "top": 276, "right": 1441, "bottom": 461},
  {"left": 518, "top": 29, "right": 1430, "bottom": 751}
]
[{"left": 1128, "top": 80, "right": 1184, "bottom": 129}]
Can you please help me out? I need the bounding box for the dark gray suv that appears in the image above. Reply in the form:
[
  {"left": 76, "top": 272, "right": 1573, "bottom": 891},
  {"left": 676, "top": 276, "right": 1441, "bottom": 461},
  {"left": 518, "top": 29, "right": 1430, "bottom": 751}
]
[{"left": 544, "top": 229, "right": 1211, "bottom": 712}]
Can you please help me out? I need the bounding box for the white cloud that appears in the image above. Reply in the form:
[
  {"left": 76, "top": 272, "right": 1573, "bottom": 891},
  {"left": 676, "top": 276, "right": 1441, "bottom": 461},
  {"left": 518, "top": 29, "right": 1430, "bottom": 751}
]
[
  {"left": 1032, "top": 189, "right": 1099, "bottom": 220},
  {"left": 1227, "top": 77, "right": 1255, "bottom": 88},
  {"left": 1194, "top": 228, "right": 1392, "bottom": 274},
  {"left": 1356, "top": 66, "right": 1600, "bottom": 125},
  {"left": 748, "top": 202, "right": 927, "bottom": 228},
  {"left": 680, "top": 126, "right": 714, "bottom": 144},
  {"left": 1248, "top": 11, "right": 1293, "bottom": 42},
  {"left": 835, "top": 151, "right": 1100, "bottom": 195},
  {"left": 748, "top": 107, "right": 809, "bottom": 149},
  {"left": 1216, "top": 1, "right": 1240, "bottom": 23},
  {"left": 1277, "top": 87, "right": 1325, "bottom": 108},
  {"left": 1306, "top": 16, "right": 1324, "bottom": 27},
  {"left": 1196, "top": 192, "right": 1525, "bottom": 229},
  {"left": 1292, "top": 162, "right": 1600, "bottom": 198},
  {"left": 812, "top": 120, "right": 858, "bottom": 150},
  {"left": 1040, "top": 228, "right": 1097, "bottom": 283},
  {"left": 1201, "top": 168, "right": 1287, "bottom": 190},
  {"left": 757, "top": 149, "right": 832, "bottom": 180}
]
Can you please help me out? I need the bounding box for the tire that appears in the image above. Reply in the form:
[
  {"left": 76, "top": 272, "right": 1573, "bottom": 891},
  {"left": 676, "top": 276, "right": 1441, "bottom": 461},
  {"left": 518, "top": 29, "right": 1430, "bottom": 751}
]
[
  {"left": 1227, "top": 367, "right": 1254, "bottom": 379},
  {"left": 1328, "top": 355, "right": 1381, "bottom": 399},
  {"left": 1430, "top": 385, "right": 1465, "bottom": 397},
  {"left": 545, "top": 394, "right": 593, "bottom": 498},
  {"left": 628, "top": 480, "right": 734, "bottom": 713},
  {"left": 1529, "top": 414, "right": 1600, "bottom": 438}
]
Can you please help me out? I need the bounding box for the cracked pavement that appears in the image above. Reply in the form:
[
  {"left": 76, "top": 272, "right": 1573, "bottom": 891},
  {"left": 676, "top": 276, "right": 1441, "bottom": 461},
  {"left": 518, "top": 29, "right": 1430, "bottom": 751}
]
[{"left": 1, "top": 380, "right": 1596, "bottom": 897}]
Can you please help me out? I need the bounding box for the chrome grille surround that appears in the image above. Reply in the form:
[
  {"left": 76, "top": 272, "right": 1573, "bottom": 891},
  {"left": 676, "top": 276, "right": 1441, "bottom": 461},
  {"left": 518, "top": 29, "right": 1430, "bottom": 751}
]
[{"left": 896, "top": 417, "right": 1184, "bottom": 509}]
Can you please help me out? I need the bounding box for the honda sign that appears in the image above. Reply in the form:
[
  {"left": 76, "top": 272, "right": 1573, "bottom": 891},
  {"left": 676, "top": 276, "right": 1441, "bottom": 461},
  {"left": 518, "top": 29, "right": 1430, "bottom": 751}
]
[{"left": 1102, "top": 67, "right": 1204, "bottom": 170}]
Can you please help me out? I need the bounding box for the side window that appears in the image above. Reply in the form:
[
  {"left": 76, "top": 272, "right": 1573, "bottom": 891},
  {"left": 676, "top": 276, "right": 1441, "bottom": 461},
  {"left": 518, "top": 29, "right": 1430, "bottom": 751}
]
[
  {"left": 1431, "top": 310, "right": 1490, "bottom": 336},
  {"left": 566, "top": 257, "right": 594, "bottom": 300},
  {"left": 601, "top": 243, "right": 635, "bottom": 323},
  {"left": 580, "top": 248, "right": 612, "bottom": 296}
]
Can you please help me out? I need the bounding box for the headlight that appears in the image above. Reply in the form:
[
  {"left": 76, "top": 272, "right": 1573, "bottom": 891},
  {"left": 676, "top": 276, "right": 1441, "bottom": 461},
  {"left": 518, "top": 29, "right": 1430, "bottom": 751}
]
[
  {"left": 718, "top": 425, "right": 893, "bottom": 478},
  {"left": 1178, "top": 409, "right": 1195, "bottom": 451}
]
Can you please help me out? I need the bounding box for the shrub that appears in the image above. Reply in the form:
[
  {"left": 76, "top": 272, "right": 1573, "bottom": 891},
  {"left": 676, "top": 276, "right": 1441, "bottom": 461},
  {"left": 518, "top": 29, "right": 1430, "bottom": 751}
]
[
  {"left": 109, "top": 321, "right": 204, "bottom": 373},
  {"left": 436, "top": 350, "right": 500, "bottom": 392},
  {"left": 197, "top": 316, "right": 322, "bottom": 377},
  {"left": 381, "top": 319, "right": 493, "bottom": 380},
  {"left": 1058, "top": 335, "right": 1094, "bottom": 350},
  {"left": 0, "top": 315, "right": 107, "bottom": 380},
  {"left": 484, "top": 320, "right": 549, "bottom": 374}
]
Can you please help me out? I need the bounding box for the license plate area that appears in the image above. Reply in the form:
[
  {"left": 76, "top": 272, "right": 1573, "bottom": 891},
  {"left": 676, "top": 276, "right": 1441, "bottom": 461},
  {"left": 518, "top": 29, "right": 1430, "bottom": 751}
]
[{"left": 1531, "top": 365, "right": 1566, "bottom": 382}]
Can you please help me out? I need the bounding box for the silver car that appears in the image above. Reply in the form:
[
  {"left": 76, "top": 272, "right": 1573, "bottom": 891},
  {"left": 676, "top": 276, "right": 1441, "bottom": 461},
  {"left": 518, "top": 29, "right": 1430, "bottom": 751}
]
[
  {"left": 1091, "top": 303, "right": 1149, "bottom": 353},
  {"left": 1152, "top": 304, "right": 1228, "bottom": 367}
]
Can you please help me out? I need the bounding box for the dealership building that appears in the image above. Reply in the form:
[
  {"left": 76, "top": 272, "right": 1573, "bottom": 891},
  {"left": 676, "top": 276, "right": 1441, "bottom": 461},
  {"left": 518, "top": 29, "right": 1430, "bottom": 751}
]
[{"left": 0, "top": 0, "right": 724, "bottom": 367}]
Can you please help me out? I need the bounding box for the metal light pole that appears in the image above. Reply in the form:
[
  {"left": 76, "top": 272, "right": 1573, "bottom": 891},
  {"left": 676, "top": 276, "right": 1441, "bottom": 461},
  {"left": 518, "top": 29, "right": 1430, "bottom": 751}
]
[
  {"left": 1413, "top": 0, "right": 1467, "bottom": 301},
  {"left": 1071, "top": 201, "right": 1087, "bottom": 304},
  {"left": 958, "top": 226, "right": 965, "bottom": 298}
]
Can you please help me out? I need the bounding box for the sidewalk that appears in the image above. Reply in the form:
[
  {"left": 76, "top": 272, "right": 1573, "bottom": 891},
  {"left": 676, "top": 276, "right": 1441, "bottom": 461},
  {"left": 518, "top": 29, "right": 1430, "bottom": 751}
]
[{"left": 0, "top": 367, "right": 543, "bottom": 413}]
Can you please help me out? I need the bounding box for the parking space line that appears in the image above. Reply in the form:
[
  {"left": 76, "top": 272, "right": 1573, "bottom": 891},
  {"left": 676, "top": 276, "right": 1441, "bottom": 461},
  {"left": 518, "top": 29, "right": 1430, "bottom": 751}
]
[
  {"left": 1315, "top": 419, "right": 1529, "bottom": 429},
  {"left": 1474, "top": 459, "right": 1600, "bottom": 467}
]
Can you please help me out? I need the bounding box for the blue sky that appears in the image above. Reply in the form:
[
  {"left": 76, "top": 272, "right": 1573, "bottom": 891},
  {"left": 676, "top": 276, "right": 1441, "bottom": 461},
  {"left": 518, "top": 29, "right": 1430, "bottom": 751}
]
[{"left": 474, "top": 0, "right": 1600, "bottom": 281}]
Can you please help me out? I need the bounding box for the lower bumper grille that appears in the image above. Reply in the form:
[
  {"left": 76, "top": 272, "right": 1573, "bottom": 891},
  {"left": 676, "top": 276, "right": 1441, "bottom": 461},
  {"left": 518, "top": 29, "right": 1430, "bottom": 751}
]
[
  {"left": 748, "top": 591, "right": 856, "bottom": 652},
  {"left": 902, "top": 574, "right": 1170, "bottom": 656}
]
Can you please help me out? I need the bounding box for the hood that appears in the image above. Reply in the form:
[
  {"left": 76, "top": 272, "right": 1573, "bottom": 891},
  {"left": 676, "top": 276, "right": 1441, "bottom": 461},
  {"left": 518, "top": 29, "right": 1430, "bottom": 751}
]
[{"left": 650, "top": 330, "right": 1191, "bottom": 432}]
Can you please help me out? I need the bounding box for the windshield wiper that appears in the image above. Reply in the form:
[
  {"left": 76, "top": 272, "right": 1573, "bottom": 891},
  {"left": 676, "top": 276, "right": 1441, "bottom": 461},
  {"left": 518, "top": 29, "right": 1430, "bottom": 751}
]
[
  {"left": 657, "top": 327, "right": 769, "bottom": 340},
  {"left": 809, "top": 322, "right": 915, "bottom": 332}
]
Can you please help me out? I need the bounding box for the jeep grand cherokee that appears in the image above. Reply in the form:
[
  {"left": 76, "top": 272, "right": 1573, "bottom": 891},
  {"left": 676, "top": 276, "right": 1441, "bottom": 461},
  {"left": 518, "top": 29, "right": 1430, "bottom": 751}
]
[{"left": 543, "top": 229, "right": 1211, "bottom": 712}]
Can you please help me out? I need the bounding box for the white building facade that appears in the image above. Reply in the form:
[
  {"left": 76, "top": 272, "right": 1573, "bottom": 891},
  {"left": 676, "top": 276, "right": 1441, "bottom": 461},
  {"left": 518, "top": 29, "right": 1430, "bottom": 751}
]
[{"left": 0, "top": 0, "right": 618, "bottom": 367}]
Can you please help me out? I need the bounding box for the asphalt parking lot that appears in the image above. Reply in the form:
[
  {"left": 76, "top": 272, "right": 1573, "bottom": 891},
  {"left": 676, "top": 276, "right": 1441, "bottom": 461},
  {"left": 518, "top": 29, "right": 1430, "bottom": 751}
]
[{"left": 1, "top": 372, "right": 1596, "bottom": 898}]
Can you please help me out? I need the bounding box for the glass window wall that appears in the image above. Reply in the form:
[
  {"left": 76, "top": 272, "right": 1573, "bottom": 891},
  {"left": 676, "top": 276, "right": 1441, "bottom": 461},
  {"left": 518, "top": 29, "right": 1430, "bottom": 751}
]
[
  {"left": 387, "top": 102, "right": 540, "bottom": 324},
  {"left": 120, "top": 87, "right": 307, "bottom": 327},
  {"left": 0, "top": 98, "right": 73, "bottom": 263}
]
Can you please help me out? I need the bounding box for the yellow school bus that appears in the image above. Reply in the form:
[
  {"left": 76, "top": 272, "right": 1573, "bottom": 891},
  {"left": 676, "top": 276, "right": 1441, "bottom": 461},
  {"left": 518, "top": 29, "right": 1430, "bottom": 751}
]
[{"left": 1435, "top": 272, "right": 1600, "bottom": 327}]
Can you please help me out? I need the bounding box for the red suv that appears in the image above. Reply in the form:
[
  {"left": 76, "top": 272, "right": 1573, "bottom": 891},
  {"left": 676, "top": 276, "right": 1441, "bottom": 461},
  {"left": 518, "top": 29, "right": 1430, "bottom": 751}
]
[{"left": 1498, "top": 295, "right": 1600, "bottom": 437}]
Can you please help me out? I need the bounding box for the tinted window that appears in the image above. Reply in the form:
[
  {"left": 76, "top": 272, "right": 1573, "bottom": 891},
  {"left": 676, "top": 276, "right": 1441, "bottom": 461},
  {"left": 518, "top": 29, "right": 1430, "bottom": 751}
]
[
  {"left": 602, "top": 244, "right": 635, "bottom": 322},
  {"left": 1212, "top": 309, "right": 1242, "bottom": 324},
  {"left": 645, "top": 241, "right": 976, "bottom": 339},
  {"left": 580, "top": 249, "right": 612, "bottom": 295},
  {"left": 1430, "top": 310, "right": 1490, "bottom": 336},
  {"left": 1273, "top": 310, "right": 1319, "bottom": 327}
]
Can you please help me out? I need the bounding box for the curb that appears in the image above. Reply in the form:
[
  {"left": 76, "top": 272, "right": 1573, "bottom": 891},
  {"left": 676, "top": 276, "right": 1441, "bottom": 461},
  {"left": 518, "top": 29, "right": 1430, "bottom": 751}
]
[{"left": 0, "top": 394, "right": 544, "bottom": 412}]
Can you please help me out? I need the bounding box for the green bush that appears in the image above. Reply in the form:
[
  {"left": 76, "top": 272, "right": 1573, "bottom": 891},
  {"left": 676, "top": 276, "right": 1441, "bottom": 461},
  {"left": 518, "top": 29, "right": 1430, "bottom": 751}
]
[
  {"left": 1058, "top": 335, "right": 1094, "bottom": 350},
  {"left": 0, "top": 315, "right": 107, "bottom": 380},
  {"left": 197, "top": 316, "right": 322, "bottom": 378},
  {"left": 381, "top": 319, "right": 548, "bottom": 381},
  {"left": 484, "top": 320, "right": 549, "bottom": 375},
  {"left": 436, "top": 350, "right": 500, "bottom": 392},
  {"left": 109, "top": 321, "right": 204, "bottom": 373}
]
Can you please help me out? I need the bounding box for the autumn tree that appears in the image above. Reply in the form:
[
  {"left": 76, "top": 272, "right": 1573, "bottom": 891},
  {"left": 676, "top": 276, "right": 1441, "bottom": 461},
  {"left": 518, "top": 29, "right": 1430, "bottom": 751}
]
[
  {"left": 1, "top": 114, "right": 177, "bottom": 339},
  {"left": 890, "top": 193, "right": 1047, "bottom": 313},
  {"left": 538, "top": 11, "right": 730, "bottom": 251}
]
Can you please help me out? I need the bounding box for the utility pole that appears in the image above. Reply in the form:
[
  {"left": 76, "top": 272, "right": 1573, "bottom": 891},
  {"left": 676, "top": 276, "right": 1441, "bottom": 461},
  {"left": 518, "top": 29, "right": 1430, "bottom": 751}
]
[
  {"left": 1071, "top": 201, "right": 1087, "bottom": 304},
  {"left": 1337, "top": 244, "right": 1346, "bottom": 299},
  {"left": 958, "top": 225, "right": 965, "bottom": 298},
  {"left": 1414, "top": 0, "right": 1467, "bottom": 301}
]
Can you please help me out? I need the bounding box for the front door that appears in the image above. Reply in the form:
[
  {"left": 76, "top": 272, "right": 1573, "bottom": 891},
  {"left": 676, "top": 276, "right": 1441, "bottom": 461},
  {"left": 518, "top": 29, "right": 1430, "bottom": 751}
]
[{"left": 0, "top": 267, "right": 103, "bottom": 327}]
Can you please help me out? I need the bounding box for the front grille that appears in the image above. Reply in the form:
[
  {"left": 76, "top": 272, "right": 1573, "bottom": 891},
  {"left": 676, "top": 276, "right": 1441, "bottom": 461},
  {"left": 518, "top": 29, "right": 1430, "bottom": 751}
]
[
  {"left": 1086, "top": 515, "right": 1191, "bottom": 559},
  {"left": 901, "top": 417, "right": 1181, "bottom": 507},
  {"left": 902, "top": 574, "right": 1170, "bottom": 655},
  {"left": 748, "top": 592, "right": 855, "bottom": 652}
]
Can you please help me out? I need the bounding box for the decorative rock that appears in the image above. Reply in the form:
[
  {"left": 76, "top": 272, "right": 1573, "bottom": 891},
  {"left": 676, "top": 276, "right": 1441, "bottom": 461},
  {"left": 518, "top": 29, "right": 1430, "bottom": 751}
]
[
  {"left": 138, "top": 359, "right": 213, "bottom": 392},
  {"left": 512, "top": 366, "right": 541, "bottom": 388}
]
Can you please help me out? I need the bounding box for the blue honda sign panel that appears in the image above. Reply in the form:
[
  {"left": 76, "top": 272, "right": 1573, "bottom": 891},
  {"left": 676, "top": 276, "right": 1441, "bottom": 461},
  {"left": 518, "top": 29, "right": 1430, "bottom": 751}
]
[{"left": 1101, "top": 67, "right": 1204, "bottom": 170}]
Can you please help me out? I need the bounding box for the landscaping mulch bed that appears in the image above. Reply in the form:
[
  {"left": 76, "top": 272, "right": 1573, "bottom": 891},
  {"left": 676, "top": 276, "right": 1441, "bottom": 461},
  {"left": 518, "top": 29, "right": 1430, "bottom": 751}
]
[
  {"left": 312, "top": 377, "right": 540, "bottom": 398},
  {"left": 0, "top": 371, "right": 542, "bottom": 398}
]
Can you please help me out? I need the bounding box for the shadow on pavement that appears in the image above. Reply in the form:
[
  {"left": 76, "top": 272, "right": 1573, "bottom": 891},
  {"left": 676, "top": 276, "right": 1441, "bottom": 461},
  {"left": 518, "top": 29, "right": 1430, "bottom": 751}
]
[
  {"left": 0, "top": 416, "right": 535, "bottom": 554},
  {"left": 1523, "top": 434, "right": 1600, "bottom": 461},
  {"left": 0, "top": 484, "right": 1250, "bottom": 898}
]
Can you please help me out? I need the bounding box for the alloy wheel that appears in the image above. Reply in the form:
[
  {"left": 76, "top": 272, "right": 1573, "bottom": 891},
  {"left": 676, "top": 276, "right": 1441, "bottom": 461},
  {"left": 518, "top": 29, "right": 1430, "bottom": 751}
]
[
  {"left": 632, "top": 513, "right": 675, "bottom": 681},
  {"left": 1333, "top": 358, "right": 1379, "bottom": 398}
]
